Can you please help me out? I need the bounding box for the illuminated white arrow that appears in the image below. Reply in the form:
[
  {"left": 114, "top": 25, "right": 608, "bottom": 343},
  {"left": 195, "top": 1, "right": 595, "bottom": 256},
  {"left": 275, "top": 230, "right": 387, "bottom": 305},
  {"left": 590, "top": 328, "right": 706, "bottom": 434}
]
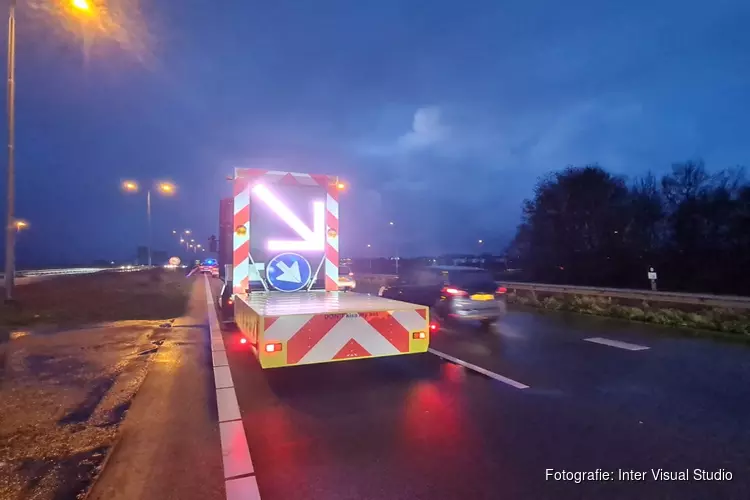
[
  {"left": 276, "top": 261, "right": 302, "bottom": 283},
  {"left": 252, "top": 184, "right": 326, "bottom": 252}
]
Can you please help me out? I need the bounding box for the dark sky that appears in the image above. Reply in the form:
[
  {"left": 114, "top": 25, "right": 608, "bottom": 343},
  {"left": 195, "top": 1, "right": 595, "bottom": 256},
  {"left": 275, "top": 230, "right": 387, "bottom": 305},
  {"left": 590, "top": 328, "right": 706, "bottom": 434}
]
[{"left": 3, "top": 0, "right": 750, "bottom": 265}]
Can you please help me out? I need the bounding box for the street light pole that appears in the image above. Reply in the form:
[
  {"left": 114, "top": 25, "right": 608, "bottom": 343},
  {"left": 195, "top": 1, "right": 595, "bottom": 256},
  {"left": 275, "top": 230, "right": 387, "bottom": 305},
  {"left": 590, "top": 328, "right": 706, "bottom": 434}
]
[
  {"left": 4, "top": 0, "right": 16, "bottom": 302},
  {"left": 146, "top": 189, "right": 152, "bottom": 266}
]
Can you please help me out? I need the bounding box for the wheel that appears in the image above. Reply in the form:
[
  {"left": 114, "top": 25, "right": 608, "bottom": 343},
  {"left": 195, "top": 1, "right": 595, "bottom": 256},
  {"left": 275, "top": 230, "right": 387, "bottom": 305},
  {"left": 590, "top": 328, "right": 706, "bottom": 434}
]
[{"left": 480, "top": 318, "right": 501, "bottom": 334}]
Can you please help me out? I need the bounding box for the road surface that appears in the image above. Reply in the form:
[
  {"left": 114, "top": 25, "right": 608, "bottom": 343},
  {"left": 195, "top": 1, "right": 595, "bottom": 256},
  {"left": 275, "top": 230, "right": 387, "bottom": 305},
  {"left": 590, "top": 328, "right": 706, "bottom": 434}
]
[{"left": 213, "top": 281, "right": 750, "bottom": 499}]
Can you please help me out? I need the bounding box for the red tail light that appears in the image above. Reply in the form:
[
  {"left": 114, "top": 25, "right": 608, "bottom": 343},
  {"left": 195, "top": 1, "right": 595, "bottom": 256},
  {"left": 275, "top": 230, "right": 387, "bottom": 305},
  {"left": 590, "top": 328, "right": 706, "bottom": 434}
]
[
  {"left": 496, "top": 286, "right": 507, "bottom": 294},
  {"left": 442, "top": 287, "right": 468, "bottom": 296},
  {"left": 227, "top": 297, "right": 234, "bottom": 305},
  {"left": 429, "top": 322, "right": 439, "bottom": 332},
  {"left": 412, "top": 331, "right": 427, "bottom": 339},
  {"left": 265, "top": 342, "right": 282, "bottom": 353},
  {"left": 239, "top": 337, "right": 247, "bottom": 344}
]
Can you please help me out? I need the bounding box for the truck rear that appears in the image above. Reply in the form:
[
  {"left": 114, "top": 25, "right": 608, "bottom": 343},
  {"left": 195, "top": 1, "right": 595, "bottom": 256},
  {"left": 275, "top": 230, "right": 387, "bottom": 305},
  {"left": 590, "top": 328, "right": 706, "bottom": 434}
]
[{"left": 228, "top": 167, "right": 430, "bottom": 368}]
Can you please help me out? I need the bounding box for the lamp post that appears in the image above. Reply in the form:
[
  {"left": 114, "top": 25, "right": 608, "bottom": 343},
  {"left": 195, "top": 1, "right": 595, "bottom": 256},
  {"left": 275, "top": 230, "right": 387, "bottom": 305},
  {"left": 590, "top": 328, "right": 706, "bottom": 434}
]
[
  {"left": 3, "top": 0, "right": 94, "bottom": 301},
  {"left": 122, "top": 180, "right": 176, "bottom": 266},
  {"left": 388, "top": 221, "right": 400, "bottom": 274}
]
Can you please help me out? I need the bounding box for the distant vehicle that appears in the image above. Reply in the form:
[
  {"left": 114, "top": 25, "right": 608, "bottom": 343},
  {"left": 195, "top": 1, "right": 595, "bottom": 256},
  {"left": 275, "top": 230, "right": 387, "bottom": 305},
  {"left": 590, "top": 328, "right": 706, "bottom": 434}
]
[
  {"left": 338, "top": 265, "right": 356, "bottom": 291},
  {"left": 199, "top": 258, "right": 219, "bottom": 277},
  {"left": 379, "top": 265, "right": 507, "bottom": 328}
]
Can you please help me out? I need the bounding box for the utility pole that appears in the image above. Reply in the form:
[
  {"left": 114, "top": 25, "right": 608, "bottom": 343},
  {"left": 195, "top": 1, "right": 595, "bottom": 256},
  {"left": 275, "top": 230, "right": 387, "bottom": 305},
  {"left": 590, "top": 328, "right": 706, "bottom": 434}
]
[{"left": 4, "top": 0, "right": 17, "bottom": 302}]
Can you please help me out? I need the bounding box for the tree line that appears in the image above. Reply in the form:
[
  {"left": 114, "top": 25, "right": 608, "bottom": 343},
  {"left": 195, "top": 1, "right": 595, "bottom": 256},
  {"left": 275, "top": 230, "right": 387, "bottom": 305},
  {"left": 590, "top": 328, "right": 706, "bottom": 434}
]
[{"left": 507, "top": 160, "right": 750, "bottom": 295}]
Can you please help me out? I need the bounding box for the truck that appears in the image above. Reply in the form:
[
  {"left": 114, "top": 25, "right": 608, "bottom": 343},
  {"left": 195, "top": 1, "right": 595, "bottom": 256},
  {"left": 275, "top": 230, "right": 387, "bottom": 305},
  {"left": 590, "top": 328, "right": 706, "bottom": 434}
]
[{"left": 228, "top": 167, "right": 431, "bottom": 369}]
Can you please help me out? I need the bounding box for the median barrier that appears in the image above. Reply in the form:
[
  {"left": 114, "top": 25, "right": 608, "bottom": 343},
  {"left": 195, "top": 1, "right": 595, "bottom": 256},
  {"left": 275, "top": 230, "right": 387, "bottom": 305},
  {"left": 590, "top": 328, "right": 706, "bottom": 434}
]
[{"left": 358, "top": 273, "right": 750, "bottom": 310}]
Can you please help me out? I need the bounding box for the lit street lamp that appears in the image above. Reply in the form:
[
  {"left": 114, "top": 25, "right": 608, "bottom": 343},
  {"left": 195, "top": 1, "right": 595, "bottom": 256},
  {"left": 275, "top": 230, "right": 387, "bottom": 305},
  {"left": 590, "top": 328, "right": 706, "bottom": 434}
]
[
  {"left": 122, "top": 180, "right": 176, "bottom": 266},
  {"left": 387, "top": 221, "right": 400, "bottom": 274},
  {"left": 4, "top": 0, "right": 96, "bottom": 302}
]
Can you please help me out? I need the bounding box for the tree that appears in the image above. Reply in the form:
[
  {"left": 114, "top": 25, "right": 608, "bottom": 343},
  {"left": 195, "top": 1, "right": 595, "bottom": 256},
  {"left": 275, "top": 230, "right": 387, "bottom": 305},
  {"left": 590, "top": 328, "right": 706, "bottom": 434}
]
[
  {"left": 513, "top": 165, "right": 631, "bottom": 285},
  {"left": 509, "top": 160, "right": 750, "bottom": 294}
]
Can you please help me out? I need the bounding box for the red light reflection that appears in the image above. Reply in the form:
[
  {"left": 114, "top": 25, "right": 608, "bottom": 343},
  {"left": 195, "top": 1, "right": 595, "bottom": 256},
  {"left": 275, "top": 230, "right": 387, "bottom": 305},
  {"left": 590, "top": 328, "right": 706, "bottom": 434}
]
[{"left": 402, "top": 381, "right": 463, "bottom": 449}]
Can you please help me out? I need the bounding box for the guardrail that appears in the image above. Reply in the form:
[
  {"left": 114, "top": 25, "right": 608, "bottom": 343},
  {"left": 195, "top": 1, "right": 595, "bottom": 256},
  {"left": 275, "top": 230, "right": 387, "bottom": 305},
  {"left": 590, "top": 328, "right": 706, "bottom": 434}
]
[
  {"left": 356, "top": 273, "right": 750, "bottom": 310},
  {"left": 0, "top": 267, "right": 109, "bottom": 279},
  {"left": 499, "top": 282, "right": 750, "bottom": 310}
]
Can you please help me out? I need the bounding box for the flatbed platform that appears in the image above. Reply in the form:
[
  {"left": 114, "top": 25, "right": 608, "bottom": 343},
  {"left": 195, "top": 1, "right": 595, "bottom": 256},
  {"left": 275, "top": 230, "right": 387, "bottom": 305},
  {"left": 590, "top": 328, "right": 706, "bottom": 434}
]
[{"left": 234, "top": 291, "right": 430, "bottom": 368}]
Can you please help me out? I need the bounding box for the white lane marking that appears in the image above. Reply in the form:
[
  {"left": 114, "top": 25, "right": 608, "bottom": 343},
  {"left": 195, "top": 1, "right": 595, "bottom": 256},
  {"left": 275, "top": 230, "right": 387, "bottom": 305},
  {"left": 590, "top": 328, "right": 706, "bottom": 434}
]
[
  {"left": 428, "top": 348, "right": 529, "bottom": 389},
  {"left": 213, "top": 350, "right": 229, "bottom": 367},
  {"left": 584, "top": 337, "right": 650, "bottom": 351},
  {"left": 204, "top": 275, "right": 261, "bottom": 500},
  {"left": 216, "top": 386, "right": 242, "bottom": 422},
  {"left": 214, "top": 366, "right": 235, "bottom": 389},
  {"left": 219, "top": 420, "right": 255, "bottom": 478},
  {"left": 226, "top": 476, "right": 262, "bottom": 500}
]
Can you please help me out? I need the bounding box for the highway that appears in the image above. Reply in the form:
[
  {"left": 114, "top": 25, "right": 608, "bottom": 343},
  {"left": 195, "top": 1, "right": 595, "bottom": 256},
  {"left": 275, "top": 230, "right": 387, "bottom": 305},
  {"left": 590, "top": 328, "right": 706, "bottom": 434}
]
[{"left": 212, "top": 279, "right": 750, "bottom": 500}]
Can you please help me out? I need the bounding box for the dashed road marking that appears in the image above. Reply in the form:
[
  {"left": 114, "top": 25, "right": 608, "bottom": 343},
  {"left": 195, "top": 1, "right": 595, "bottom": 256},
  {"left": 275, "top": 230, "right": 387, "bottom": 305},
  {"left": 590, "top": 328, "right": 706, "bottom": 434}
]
[
  {"left": 213, "top": 350, "right": 229, "bottom": 367},
  {"left": 428, "top": 348, "right": 530, "bottom": 389},
  {"left": 226, "top": 475, "right": 262, "bottom": 500},
  {"left": 584, "top": 337, "right": 650, "bottom": 351},
  {"left": 204, "top": 275, "right": 261, "bottom": 500},
  {"left": 214, "top": 366, "right": 235, "bottom": 389},
  {"left": 219, "top": 420, "right": 254, "bottom": 479}
]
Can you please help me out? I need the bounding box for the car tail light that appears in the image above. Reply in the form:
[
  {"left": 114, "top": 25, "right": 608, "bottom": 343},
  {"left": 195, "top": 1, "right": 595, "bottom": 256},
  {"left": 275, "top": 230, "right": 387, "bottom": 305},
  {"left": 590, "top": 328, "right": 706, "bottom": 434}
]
[
  {"left": 442, "top": 287, "right": 468, "bottom": 296},
  {"left": 240, "top": 337, "right": 247, "bottom": 344},
  {"left": 429, "top": 322, "right": 439, "bottom": 332},
  {"left": 227, "top": 297, "right": 234, "bottom": 305},
  {"left": 412, "top": 331, "right": 426, "bottom": 339},
  {"left": 496, "top": 286, "right": 508, "bottom": 294},
  {"left": 265, "top": 342, "right": 282, "bottom": 353}
]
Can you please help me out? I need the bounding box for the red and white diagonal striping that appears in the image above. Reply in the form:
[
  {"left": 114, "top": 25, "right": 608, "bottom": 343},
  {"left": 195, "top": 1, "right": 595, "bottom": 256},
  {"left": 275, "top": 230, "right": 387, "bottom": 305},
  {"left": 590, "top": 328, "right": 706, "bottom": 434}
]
[
  {"left": 235, "top": 168, "right": 320, "bottom": 187},
  {"left": 232, "top": 177, "right": 251, "bottom": 295},
  {"left": 324, "top": 182, "right": 339, "bottom": 291},
  {"left": 262, "top": 308, "right": 428, "bottom": 366}
]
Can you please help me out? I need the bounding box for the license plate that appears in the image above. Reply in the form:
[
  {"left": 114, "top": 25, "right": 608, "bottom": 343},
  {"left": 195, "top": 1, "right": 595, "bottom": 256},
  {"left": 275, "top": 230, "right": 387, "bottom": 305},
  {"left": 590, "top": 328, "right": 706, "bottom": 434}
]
[{"left": 471, "top": 294, "right": 494, "bottom": 301}]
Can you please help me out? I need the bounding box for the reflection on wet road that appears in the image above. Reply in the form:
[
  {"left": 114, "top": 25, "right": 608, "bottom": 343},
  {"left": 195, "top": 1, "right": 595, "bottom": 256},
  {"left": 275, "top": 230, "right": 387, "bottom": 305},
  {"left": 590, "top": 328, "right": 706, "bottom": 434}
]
[{"left": 220, "top": 286, "right": 750, "bottom": 500}]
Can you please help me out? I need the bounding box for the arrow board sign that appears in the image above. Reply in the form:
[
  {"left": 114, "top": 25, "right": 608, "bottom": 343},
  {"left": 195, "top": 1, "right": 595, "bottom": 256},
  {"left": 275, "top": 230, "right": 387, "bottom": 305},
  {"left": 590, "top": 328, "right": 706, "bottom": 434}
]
[
  {"left": 252, "top": 183, "right": 325, "bottom": 252},
  {"left": 266, "top": 253, "right": 312, "bottom": 292}
]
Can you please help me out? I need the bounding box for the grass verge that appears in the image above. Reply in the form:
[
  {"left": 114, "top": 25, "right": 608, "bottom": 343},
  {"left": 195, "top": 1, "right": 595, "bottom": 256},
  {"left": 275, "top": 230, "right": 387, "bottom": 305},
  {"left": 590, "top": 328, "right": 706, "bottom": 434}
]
[
  {"left": 505, "top": 290, "right": 750, "bottom": 342},
  {"left": 0, "top": 268, "right": 190, "bottom": 330}
]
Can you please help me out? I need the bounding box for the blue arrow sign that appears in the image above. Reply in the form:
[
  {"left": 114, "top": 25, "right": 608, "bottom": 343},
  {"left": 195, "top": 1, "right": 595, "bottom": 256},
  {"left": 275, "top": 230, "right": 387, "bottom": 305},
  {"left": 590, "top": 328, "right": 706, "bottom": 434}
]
[{"left": 266, "top": 252, "right": 312, "bottom": 292}]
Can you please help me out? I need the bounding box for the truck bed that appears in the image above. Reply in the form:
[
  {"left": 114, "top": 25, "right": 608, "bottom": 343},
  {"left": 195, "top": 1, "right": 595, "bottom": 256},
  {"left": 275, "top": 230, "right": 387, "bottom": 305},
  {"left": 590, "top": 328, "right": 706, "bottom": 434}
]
[{"left": 234, "top": 291, "right": 430, "bottom": 369}]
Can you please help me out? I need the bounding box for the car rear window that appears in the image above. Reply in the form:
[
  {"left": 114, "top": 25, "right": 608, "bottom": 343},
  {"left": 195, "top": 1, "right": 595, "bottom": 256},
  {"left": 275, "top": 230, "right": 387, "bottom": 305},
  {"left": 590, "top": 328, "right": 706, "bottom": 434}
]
[{"left": 449, "top": 270, "right": 495, "bottom": 287}]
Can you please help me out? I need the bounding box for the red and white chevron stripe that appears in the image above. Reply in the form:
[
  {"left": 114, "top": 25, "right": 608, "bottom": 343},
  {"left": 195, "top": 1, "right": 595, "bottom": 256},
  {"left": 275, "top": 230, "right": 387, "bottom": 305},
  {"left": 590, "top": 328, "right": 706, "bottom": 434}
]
[
  {"left": 262, "top": 308, "right": 428, "bottom": 366},
  {"left": 324, "top": 180, "right": 339, "bottom": 291},
  {"left": 232, "top": 177, "right": 251, "bottom": 295}
]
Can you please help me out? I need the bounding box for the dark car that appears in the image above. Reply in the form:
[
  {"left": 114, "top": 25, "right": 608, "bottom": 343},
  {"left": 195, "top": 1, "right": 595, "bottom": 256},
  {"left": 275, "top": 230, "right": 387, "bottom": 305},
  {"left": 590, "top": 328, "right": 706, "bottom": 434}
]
[
  {"left": 217, "top": 279, "right": 235, "bottom": 322},
  {"left": 379, "top": 266, "right": 507, "bottom": 327}
]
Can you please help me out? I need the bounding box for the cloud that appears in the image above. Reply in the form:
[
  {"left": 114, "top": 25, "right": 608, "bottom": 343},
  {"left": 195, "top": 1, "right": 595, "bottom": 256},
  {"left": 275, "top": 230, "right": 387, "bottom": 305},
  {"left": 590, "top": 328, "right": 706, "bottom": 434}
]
[{"left": 397, "top": 106, "right": 449, "bottom": 151}]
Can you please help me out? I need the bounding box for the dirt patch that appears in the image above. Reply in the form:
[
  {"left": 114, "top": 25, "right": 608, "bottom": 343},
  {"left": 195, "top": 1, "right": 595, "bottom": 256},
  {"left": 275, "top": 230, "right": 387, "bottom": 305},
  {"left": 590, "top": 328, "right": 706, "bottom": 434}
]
[{"left": 0, "top": 323, "right": 169, "bottom": 500}]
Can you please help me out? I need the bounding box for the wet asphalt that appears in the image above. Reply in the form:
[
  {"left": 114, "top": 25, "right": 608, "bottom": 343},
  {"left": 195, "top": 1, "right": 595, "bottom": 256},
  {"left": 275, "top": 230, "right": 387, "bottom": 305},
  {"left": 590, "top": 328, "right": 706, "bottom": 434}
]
[{"left": 219, "top": 286, "right": 750, "bottom": 500}]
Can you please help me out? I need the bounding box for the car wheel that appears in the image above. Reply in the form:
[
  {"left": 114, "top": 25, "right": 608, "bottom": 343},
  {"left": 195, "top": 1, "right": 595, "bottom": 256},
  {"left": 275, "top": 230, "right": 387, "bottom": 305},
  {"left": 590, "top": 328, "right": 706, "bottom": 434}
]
[
  {"left": 480, "top": 319, "right": 496, "bottom": 329},
  {"left": 480, "top": 318, "right": 501, "bottom": 333}
]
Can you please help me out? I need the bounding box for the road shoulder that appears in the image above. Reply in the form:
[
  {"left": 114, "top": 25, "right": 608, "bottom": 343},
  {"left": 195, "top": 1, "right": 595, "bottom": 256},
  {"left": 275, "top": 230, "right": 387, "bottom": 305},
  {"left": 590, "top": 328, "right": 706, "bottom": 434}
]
[{"left": 87, "top": 277, "right": 225, "bottom": 500}]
